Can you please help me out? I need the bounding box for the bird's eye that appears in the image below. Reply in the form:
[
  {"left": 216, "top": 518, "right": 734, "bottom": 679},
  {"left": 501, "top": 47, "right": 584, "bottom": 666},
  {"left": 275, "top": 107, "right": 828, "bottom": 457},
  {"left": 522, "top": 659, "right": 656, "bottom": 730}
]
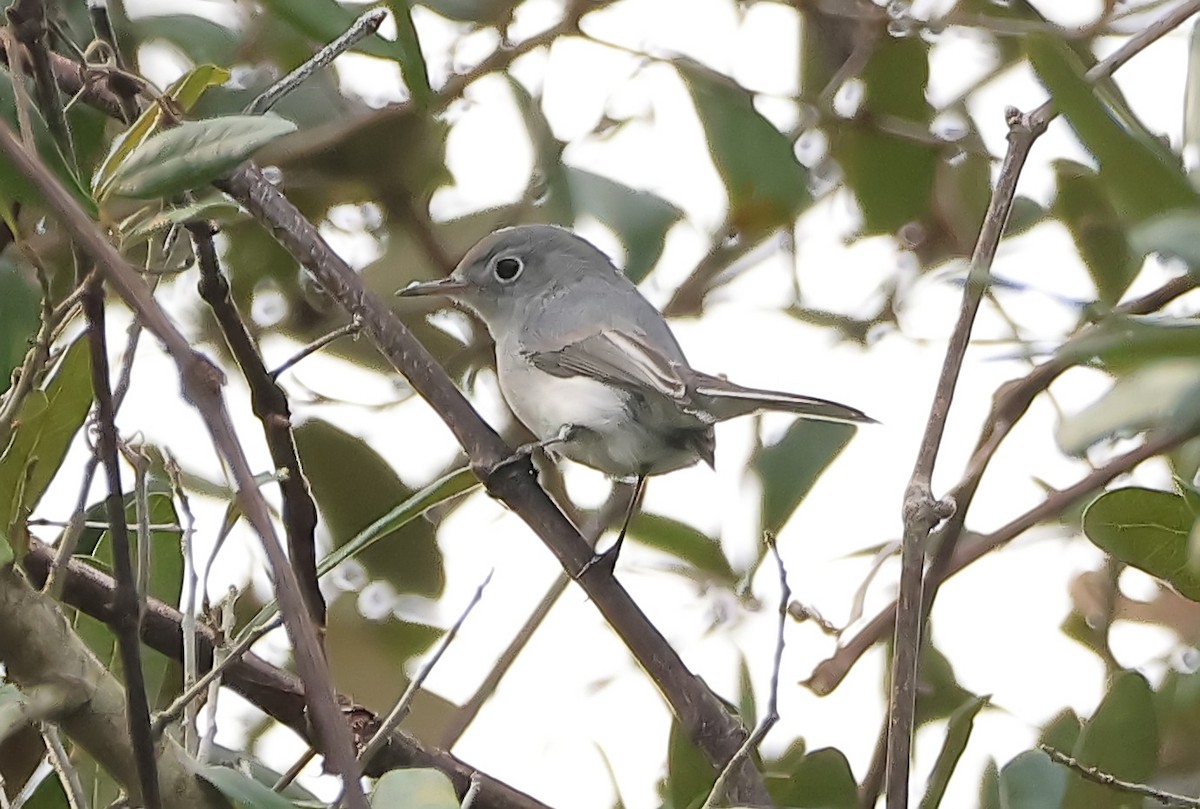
[{"left": 494, "top": 256, "right": 522, "bottom": 282}]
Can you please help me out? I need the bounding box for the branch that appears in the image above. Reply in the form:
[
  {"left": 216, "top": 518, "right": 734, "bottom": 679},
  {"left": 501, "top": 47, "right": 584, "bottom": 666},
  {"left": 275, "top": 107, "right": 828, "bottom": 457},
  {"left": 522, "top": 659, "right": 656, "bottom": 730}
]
[
  {"left": 1041, "top": 746, "right": 1200, "bottom": 808},
  {"left": 189, "top": 220, "right": 325, "bottom": 627},
  {"left": 0, "top": 564, "right": 225, "bottom": 809},
  {"left": 20, "top": 541, "right": 554, "bottom": 809},
  {"left": 0, "top": 119, "right": 368, "bottom": 808}
]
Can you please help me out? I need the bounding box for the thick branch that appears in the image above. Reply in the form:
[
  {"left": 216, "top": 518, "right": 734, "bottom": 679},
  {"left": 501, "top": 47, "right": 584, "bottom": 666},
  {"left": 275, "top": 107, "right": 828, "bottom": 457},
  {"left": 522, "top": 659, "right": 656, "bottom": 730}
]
[{"left": 0, "top": 564, "right": 224, "bottom": 809}]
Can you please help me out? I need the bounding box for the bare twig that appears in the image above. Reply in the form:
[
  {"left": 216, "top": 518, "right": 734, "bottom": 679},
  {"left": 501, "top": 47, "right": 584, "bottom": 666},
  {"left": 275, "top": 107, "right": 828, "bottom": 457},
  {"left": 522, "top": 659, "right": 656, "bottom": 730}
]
[
  {"left": 807, "top": 426, "right": 1198, "bottom": 696},
  {"left": 701, "top": 536, "right": 789, "bottom": 809},
  {"left": 1040, "top": 745, "right": 1200, "bottom": 808},
  {"left": 0, "top": 120, "right": 368, "bottom": 808},
  {"left": 439, "top": 486, "right": 631, "bottom": 748},
  {"left": 359, "top": 571, "right": 493, "bottom": 768},
  {"left": 246, "top": 8, "right": 387, "bottom": 115},
  {"left": 190, "top": 220, "right": 326, "bottom": 627},
  {"left": 269, "top": 316, "right": 364, "bottom": 379},
  {"left": 164, "top": 455, "right": 200, "bottom": 754},
  {"left": 40, "top": 724, "right": 88, "bottom": 809}
]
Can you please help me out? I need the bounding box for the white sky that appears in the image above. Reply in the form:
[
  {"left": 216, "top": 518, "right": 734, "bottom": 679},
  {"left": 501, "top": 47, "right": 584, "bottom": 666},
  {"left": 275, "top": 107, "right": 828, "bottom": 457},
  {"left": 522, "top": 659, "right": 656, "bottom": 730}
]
[{"left": 43, "top": 1, "right": 1200, "bottom": 807}]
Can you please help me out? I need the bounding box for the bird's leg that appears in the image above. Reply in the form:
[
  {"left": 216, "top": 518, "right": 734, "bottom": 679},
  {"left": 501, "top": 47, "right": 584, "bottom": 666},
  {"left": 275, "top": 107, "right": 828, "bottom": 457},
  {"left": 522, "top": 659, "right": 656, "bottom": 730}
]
[
  {"left": 490, "top": 424, "right": 578, "bottom": 474},
  {"left": 578, "top": 475, "right": 647, "bottom": 578}
]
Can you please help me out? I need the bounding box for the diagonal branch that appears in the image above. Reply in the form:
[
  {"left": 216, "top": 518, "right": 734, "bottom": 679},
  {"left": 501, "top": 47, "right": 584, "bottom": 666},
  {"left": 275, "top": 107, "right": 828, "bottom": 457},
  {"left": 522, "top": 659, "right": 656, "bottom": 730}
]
[{"left": 219, "top": 163, "right": 771, "bottom": 805}]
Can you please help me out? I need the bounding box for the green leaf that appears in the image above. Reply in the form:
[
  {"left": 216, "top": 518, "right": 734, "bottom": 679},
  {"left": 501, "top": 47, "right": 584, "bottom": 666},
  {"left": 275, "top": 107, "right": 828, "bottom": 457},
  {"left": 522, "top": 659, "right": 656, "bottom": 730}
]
[
  {"left": 240, "top": 464, "right": 474, "bottom": 637},
  {"left": 21, "top": 770, "right": 70, "bottom": 809},
  {"left": 370, "top": 768, "right": 459, "bottom": 809},
  {"left": 677, "top": 59, "right": 810, "bottom": 234},
  {"left": 628, "top": 512, "right": 736, "bottom": 584},
  {"left": 1026, "top": 34, "right": 1198, "bottom": 222},
  {"left": 260, "top": 0, "right": 405, "bottom": 62},
  {"left": 999, "top": 750, "right": 1067, "bottom": 809},
  {"left": 121, "top": 197, "right": 246, "bottom": 246},
  {"left": 767, "top": 745, "right": 857, "bottom": 809},
  {"left": 0, "top": 68, "right": 97, "bottom": 223},
  {"left": 0, "top": 261, "right": 39, "bottom": 395},
  {"left": 0, "top": 683, "right": 27, "bottom": 740},
  {"left": 0, "top": 337, "right": 92, "bottom": 543},
  {"left": 829, "top": 37, "right": 938, "bottom": 235},
  {"left": 1058, "top": 315, "right": 1200, "bottom": 374},
  {"left": 1084, "top": 487, "right": 1200, "bottom": 600},
  {"left": 564, "top": 168, "right": 683, "bottom": 283},
  {"left": 1057, "top": 359, "right": 1200, "bottom": 455},
  {"left": 1052, "top": 161, "right": 1137, "bottom": 304},
  {"left": 93, "top": 64, "right": 232, "bottom": 199},
  {"left": 294, "top": 419, "right": 448, "bottom": 596},
  {"left": 104, "top": 115, "right": 298, "bottom": 199},
  {"left": 1132, "top": 209, "right": 1200, "bottom": 272},
  {"left": 195, "top": 764, "right": 301, "bottom": 809},
  {"left": 665, "top": 717, "right": 714, "bottom": 809},
  {"left": 919, "top": 696, "right": 990, "bottom": 809},
  {"left": 384, "top": 2, "right": 434, "bottom": 107},
  {"left": 1064, "top": 672, "right": 1157, "bottom": 809},
  {"left": 130, "top": 14, "right": 241, "bottom": 65},
  {"left": 978, "top": 759, "right": 1001, "bottom": 809},
  {"left": 752, "top": 421, "right": 856, "bottom": 534}
]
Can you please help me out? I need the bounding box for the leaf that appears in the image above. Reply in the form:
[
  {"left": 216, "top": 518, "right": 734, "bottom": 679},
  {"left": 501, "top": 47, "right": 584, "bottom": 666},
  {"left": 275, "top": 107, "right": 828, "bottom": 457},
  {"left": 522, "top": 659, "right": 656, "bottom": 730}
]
[
  {"left": 93, "top": 64, "right": 232, "bottom": 198},
  {"left": 130, "top": 14, "right": 241, "bottom": 65},
  {"left": 121, "top": 198, "right": 246, "bottom": 246},
  {"left": 104, "top": 114, "right": 298, "bottom": 199},
  {"left": 0, "top": 337, "right": 92, "bottom": 542},
  {"left": 0, "top": 68, "right": 96, "bottom": 223},
  {"left": 1026, "top": 34, "right": 1198, "bottom": 222},
  {"left": 768, "top": 745, "right": 857, "bottom": 809},
  {"left": 1132, "top": 209, "right": 1200, "bottom": 272},
  {"left": 1063, "top": 672, "right": 1157, "bottom": 809},
  {"left": 1057, "top": 359, "right": 1200, "bottom": 455},
  {"left": 0, "top": 262, "right": 39, "bottom": 396},
  {"left": 665, "top": 717, "right": 714, "bottom": 809},
  {"left": 384, "top": 2, "right": 434, "bottom": 107},
  {"left": 752, "top": 421, "right": 856, "bottom": 534},
  {"left": 294, "top": 419, "right": 447, "bottom": 596},
  {"left": 1083, "top": 487, "right": 1200, "bottom": 601},
  {"left": 0, "top": 683, "right": 27, "bottom": 740},
  {"left": 999, "top": 750, "right": 1067, "bottom": 809},
  {"left": 677, "top": 59, "right": 810, "bottom": 234},
  {"left": 370, "top": 768, "right": 459, "bottom": 809},
  {"left": 240, "top": 465, "right": 475, "bottom": 637},
  {"left": 1058, "top": 315, "right": 1200, "bottom": 374},
  {"left": 260, "top": 0, "right": 405, "bottom": 63},
  {"left": 1052, "top": 161, "right": 1137, "bottom": 304},
  {"left": 564, "top": 168, "right": 683, "bottom": 283},
  {"left": 829, "top": 37, "right": 938, "bottom": 235},
  {"left": 628, "top": 512, "right": 736, "bottom": 584},
  {"left": 195, "top": 764, "right": 301, "bottom": 809},
  {"left": 919, "top": 696, "right": 990, "bottom": 809}
]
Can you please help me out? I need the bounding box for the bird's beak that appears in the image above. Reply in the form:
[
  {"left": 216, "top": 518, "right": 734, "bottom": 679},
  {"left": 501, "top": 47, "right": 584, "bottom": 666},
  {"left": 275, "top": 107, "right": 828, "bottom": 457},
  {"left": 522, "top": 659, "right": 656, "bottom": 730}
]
[{"left": 395, "top": 278, "right": 471, "bottom": 298}]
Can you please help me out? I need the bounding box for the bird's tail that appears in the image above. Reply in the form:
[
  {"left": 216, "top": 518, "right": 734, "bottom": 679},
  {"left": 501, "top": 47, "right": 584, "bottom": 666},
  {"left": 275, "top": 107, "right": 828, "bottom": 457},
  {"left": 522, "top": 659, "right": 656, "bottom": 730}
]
[{"left": 691, "top": 373, "right": 876, "bottom": 425}]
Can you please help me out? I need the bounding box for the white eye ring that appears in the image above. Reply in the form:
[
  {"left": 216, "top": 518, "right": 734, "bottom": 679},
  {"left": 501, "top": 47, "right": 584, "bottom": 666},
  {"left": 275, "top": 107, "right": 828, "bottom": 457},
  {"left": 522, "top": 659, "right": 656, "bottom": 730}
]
[{"left": 493, "top": 256, "right": 523, "bottom": 282}]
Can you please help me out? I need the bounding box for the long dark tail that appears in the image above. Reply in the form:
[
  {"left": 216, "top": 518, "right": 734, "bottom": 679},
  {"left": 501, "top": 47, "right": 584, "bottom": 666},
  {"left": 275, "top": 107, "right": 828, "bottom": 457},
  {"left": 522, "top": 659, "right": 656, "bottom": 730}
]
[{"left": 692, "top": 374, "right": 876, "bottom": 424}]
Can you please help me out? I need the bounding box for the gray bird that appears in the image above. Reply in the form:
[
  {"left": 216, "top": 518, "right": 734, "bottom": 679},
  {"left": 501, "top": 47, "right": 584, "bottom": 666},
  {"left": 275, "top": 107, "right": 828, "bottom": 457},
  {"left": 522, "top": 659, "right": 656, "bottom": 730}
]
[{"left": 398, "top": 224, "right": 874, "bottom": 568}]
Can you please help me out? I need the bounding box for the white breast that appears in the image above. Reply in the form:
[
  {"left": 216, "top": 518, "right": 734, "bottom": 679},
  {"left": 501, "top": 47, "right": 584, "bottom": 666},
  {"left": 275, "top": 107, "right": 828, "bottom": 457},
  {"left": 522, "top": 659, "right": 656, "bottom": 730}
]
[{"left": 498, "top": 354, "right": 629, "bottom": 441}]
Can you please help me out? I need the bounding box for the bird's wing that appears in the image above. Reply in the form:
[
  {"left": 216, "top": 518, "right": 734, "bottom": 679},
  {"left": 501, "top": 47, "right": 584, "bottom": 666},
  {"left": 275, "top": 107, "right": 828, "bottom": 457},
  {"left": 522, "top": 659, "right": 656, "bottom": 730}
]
[{"left": 525, "top": 329, "right": 688, "bottom": 400}]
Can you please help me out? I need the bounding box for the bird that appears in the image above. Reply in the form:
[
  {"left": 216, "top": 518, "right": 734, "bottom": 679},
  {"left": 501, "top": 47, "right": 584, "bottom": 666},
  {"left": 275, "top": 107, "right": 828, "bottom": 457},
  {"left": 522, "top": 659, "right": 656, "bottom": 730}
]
[{"left": 398, "top": 224, "right": 874, "bottom": 572}]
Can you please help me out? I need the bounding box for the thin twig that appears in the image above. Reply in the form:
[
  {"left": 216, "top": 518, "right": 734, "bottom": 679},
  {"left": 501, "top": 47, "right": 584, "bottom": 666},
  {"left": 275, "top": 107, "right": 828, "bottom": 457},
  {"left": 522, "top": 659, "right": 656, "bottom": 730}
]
[
  {"left": 358, "top": 571, "right": 494, "bottom": 768},
  {"left": 1040, "top": 745, "right": 1200, "bottom": 808},
  {"left": 40, "top": 723, "right": 88, "bottom": 809},
  {"left": 164, "top": 454, "right": 200, "bottom": 754},
  {"left": 702, "top": 535, "right": 789, "bottom": 809},
  {"left": 152, "top": 617, "right": 283, "bottom": 737},
  {"left": 197, "top": 595, "right": 236, "bottom": 764},
  {"left": 439, "top": 486, "right": 631, "bottom": 748},
  {"left": 273, "top": 749, "right": 317, "bottom": 793},
  {"left": 269, "top": 316, "right": 364, "bottom": 379},
  {"left": 246, "top": 9, "right": 386, "bottom": 114}
]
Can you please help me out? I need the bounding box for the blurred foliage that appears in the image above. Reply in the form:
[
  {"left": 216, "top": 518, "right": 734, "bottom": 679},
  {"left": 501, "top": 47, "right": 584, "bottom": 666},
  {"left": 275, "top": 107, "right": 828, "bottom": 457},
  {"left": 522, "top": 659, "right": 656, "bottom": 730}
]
[{"left": 2, "top": 1, "right": 1200, "bottom": 808}]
